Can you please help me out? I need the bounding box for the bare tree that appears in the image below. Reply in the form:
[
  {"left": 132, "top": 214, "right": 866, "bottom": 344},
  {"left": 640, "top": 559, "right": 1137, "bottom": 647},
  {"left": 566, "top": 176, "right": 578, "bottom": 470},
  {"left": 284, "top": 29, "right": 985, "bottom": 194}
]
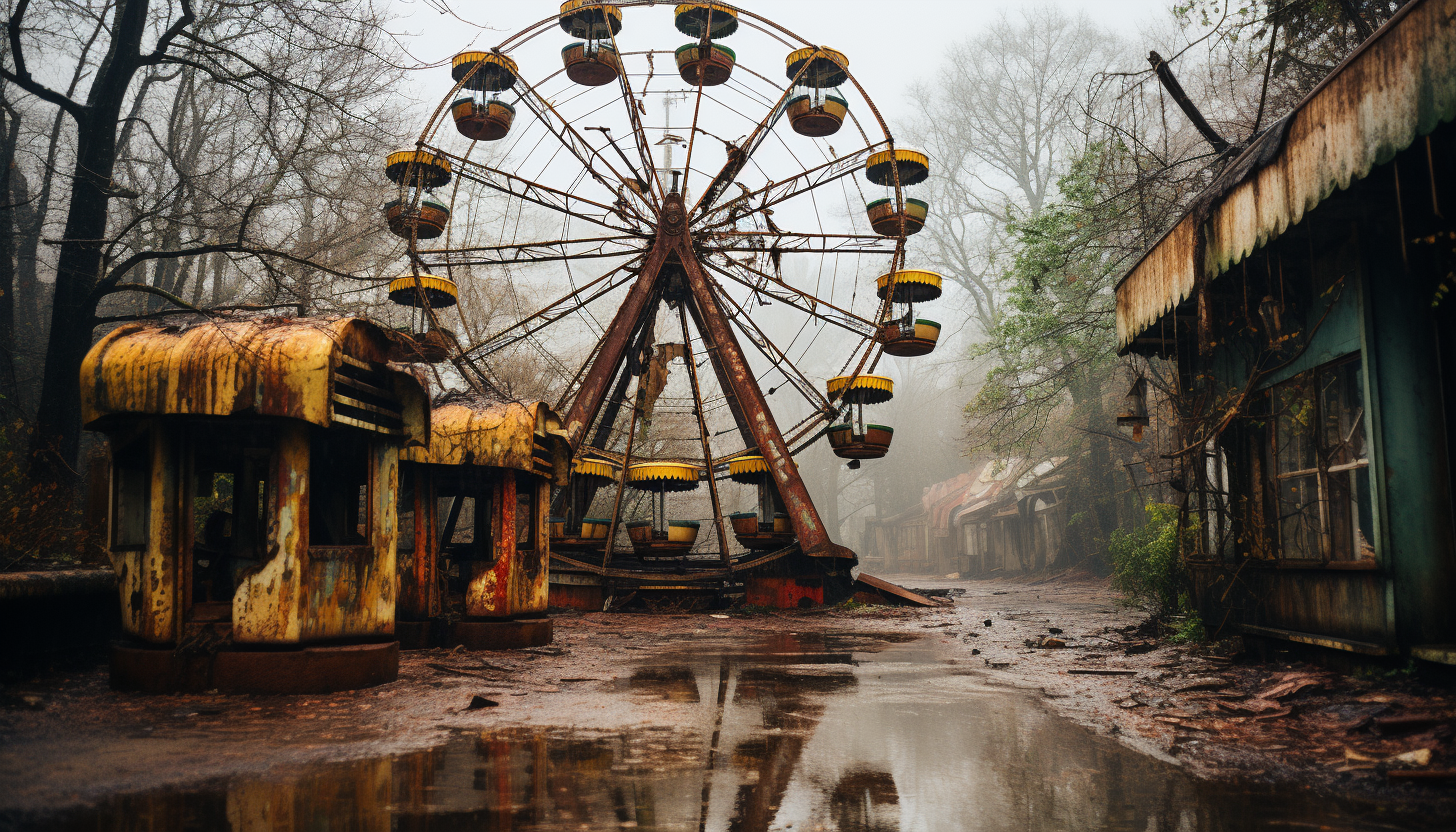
[
  {"left": 909, "top": 6, "right": 1122, "bottom": 336},
  {"left": 1, "top": 0, "right": 409, "bottom": 480}
]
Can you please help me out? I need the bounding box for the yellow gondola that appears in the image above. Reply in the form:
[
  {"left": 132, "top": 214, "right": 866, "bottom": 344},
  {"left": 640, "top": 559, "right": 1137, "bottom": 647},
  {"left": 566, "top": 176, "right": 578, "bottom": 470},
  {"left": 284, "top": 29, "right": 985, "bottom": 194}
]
[
  {"left": 675, "top": 42, "right": 735, "bottom": 86},
  {"left": 452, "top": 97, "right": 515, "bottom": 142},
  {"left": 559, "top": 0, "right": 622, "bottom": 39},
  {"left": 384, "top": 196, "right": 449, "bottom": 240},
  {"left": 387, "top": 274, "right": 458, "bottom": 308},
  {"left": 785, "top": 47, "right": 849, "bottom": 87},
  {"left": 385, "top": 148, "right": 451, "bottom": 189},
  {"left": 878, "top": 318, "right": 940, "bottom": 357},
  {"left": 562, "top": 41, "right": 622, "bottom": 86},
  {"left": 786, "top": 89, "right": 847, "bottom": 137},
  {"left": 865, "top": 147, "right": 928, "bottom": 187},
  {"left": 876, "top": 269, "right": 943, "bottom": 303},
  {"left": 826, "top": 374, "right": 893, "bottom": 405},
  {"left": 625, "top": 462, "right": 701, "bottom": 560},
  {"left": 451, "top": 51, "right": 519, "bottom": 92},
  {"left": 866, "top": 197, "right": 928, "bottom": 236},
  {"left": 675, "top": 2, "right": 737, "bottom": 38}
]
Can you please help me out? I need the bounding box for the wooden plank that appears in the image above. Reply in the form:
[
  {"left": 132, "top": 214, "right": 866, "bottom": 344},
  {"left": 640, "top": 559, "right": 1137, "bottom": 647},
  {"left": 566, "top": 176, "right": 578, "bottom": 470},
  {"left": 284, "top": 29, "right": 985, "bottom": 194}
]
[{"left": 854, "top": 572, "right": 942, "bottom": 607}]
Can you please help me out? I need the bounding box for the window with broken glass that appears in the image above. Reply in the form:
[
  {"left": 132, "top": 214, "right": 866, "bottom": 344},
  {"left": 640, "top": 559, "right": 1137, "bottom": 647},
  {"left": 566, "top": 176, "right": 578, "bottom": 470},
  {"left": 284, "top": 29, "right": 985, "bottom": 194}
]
[{"left": 1269, "top": 355, "right": 1375, "bottom": 563}]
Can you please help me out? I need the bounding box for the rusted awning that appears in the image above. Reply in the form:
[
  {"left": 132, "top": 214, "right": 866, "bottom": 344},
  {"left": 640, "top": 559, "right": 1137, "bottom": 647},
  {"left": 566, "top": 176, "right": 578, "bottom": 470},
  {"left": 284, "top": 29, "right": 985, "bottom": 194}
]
[
  {"left": 81, "top": 317, "right": 429, "bottom": 443},
  {"left": 1116, "top": 0, "right": 1456, "bottom": 351},
  {"left": 402, "top": 400, "right": 571, "bottom": 485}
]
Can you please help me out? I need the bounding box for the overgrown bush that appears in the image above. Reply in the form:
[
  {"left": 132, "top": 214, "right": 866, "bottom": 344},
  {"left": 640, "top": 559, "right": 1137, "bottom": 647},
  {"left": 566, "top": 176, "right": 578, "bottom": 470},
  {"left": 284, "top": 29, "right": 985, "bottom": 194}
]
[{"left": 1108, "top": 503, "right": 1195, "bottom": 623}]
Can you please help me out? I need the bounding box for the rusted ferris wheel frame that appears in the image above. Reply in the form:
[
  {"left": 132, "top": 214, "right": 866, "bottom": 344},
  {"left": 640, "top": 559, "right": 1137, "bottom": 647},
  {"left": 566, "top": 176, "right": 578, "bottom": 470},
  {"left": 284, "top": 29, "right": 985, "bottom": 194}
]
[{"left": 394, "top": 1, "right": 926, "bottom": 562}]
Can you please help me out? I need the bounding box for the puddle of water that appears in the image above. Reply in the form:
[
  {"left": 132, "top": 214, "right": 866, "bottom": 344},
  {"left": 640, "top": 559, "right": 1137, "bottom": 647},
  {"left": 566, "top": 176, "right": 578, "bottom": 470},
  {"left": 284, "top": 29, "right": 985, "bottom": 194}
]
[{"left": 17, "top": 634, "right": 1444, "bottom": 831}]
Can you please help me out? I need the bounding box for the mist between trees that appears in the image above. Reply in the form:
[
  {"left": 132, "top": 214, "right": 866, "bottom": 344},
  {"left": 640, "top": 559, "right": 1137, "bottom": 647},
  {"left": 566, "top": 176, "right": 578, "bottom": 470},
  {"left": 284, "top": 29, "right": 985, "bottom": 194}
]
[{"left": 0, "top": 0, "right": 1405, "bottom": 571}]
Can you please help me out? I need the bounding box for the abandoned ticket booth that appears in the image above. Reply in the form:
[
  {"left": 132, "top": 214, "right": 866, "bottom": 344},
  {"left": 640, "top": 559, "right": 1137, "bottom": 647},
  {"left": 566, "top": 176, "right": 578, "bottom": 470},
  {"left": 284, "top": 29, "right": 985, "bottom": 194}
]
[
  {"left": 397, "top": 398, "right": 570, "bottom": 650},
  {"left": 81, "top": 317, "right": 429, "bottom": 693},
  {"left": 1115, "top": 0, "right": 1456, "bottom": 664}
]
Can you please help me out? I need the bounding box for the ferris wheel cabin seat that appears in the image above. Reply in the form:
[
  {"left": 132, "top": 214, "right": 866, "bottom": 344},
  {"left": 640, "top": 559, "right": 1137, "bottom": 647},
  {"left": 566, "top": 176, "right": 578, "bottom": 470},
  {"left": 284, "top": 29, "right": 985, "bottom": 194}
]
[
  {"left": 625, "top": 461, "right": 703, "bottom": 561},
  {"left": 878, "top": 318, "right": 941, "bottom": 357},
  {"left": 82, "top": 317, "right": 430, "bottom": 693},
  {"left": 384, "top": 149, "right": 452, "bottom": 240},
  {"left": 397, "top": 400, "right": 570, "bottom": 650},
  {"left": 562, "top": 41, "right": 623, "bottom": 86},
  {"left": 786, "top": 90, "right": 848, "bottom": 137},
  {"left": 675, "top": 42, "right": 736, "bottom": 86},
  {"left": 866, "top": 197, "right": 928, "bottom": 236},
  {"left": 552, "top": 457, "right": 620, "bottom": 553},
  {"left": 726, "top": 455, "right": 795, "bottom": 550},
  {"left": 452, "top": 96, "right": 515, "bottom": 142}
]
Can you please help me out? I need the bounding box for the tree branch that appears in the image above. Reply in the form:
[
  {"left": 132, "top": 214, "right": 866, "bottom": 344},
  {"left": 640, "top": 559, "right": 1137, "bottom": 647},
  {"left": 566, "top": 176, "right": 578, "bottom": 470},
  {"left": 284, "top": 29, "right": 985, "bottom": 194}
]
[
  {"left": 3, "top": 0, "right": 87, "bottom": 121},
  {"left": 139, "top": 0, "right": 196, "bottom": 66}
]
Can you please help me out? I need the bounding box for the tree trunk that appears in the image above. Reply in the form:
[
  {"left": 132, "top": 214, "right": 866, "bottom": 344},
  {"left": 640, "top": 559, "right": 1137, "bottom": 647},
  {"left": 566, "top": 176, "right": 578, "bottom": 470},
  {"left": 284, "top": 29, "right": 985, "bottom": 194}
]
[
  {"left": 0, "top": 101, "right": 22, "bottom": 407},
  {"left": 29, "top": 0, "right": 151, "bottom": 479}
]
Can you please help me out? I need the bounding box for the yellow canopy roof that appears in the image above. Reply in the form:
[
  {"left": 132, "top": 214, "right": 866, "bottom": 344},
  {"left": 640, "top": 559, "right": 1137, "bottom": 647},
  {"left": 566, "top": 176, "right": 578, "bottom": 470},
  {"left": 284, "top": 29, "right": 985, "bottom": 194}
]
[
  {"left": 626, "top": 461, "right": 701, "bottom": 491},
  {"left": 826, "top": 374, "right": 894, "bottom": 404},
  {"left": 876, "top": 269, "right": 942, "bottom": 303},
  {"left": 385, "top": 148, "right": 452, "bottom": 188},
  {"left": 572, "top": 456, "right": 621, "bottom": 480},
  {"left": 402, "top": 399, "right": 570, "bottom": 485},
  {"left": 81, "top": 317, "right": 429, "bottom": 444}
]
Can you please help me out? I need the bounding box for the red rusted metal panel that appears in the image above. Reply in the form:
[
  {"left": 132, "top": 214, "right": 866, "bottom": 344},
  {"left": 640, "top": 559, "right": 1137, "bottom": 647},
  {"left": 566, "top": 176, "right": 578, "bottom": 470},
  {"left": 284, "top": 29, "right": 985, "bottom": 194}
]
[{"left": 745, "top": 575, "right": 824, "bottom": 608}]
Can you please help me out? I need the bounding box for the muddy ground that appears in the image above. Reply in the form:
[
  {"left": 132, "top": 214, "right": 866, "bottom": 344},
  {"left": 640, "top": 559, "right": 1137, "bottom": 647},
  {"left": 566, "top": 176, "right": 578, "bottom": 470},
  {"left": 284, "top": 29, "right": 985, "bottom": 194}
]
[{"left": 2, "top": 571, "right": 1455, "bottom": 822}]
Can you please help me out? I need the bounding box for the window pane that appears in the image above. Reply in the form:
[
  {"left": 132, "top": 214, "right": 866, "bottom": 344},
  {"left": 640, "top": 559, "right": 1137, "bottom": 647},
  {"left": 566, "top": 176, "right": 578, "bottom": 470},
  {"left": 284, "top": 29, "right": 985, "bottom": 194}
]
[
  {"left": 1277, "top": 473, "right": 1322, "bottom": 559},
  {"left": 1273, "top": 380, "right": 1317, "bottom": 474},
  {"left": 1320, "top": 359, "right": 1368, "bottom": 466}
]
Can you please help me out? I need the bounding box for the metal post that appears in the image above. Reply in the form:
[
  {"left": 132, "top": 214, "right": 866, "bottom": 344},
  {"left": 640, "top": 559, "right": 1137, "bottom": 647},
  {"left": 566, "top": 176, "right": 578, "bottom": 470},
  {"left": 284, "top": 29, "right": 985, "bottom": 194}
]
[{"left": 679, "top": 306, "right": 734, "bottom": 571}]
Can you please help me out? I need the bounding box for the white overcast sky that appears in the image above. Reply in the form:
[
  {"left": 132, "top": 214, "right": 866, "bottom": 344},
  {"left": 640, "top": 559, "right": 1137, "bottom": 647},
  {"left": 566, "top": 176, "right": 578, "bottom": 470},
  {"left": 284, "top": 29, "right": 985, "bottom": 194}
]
[{"left": 393, "top": 0, "right": 1179, "bottom": 127}]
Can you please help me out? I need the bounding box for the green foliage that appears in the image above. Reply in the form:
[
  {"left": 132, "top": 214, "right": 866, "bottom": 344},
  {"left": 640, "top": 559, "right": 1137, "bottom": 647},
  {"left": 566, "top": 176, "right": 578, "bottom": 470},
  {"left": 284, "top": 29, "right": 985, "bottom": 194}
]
[
  {"left": 1169, "top": 615, "right": 1207, "bottom": 645},
  {"left": 1108, "top": 503, "right": 1194, "bottom": 621},
  {"left": 965, "top": 145, "right": 1132, "bottom": 451}
]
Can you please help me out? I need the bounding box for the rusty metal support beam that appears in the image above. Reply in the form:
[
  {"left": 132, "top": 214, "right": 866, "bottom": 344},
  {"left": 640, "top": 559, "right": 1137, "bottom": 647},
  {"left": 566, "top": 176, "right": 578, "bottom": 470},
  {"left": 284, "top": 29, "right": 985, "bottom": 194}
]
[
  {"left": 562, "top": 243, "right": 669, "bottom": 450},
  {"left": 670, "top": 197, "right": 852, "bottom": 560}
]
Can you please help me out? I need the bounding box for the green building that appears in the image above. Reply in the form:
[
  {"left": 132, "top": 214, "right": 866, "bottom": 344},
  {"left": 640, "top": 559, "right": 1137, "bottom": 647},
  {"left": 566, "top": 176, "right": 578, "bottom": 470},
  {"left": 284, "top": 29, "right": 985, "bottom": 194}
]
[{"left": 1115, "top": 0, "right": 1456, "bottom": 662}]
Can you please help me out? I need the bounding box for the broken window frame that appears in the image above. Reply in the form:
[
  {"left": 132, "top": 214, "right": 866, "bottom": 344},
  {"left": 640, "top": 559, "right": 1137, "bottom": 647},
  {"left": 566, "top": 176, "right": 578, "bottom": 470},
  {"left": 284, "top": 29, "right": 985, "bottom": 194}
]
[
  {"left": 307, "top": 427, "right": 374, "bottom": 555},
  {"left": 1266, "top": 353, "right": 1374, "bottom": 565}
]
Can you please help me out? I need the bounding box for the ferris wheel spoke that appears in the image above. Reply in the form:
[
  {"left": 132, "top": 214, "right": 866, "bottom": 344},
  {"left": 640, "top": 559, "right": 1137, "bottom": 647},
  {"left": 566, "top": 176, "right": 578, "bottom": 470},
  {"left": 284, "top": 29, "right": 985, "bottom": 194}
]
[
  {"left": 513, "top": 83, "right": 657, "bottom": 213},
  {"left": 696, "top": 230, "right": 896, "bottom": 256},
  {"left": 424, "top": 144, "right": 644, "bottom": 235},
  {"left": 686, "top": 50, "right": 839, "bottom": 218},
  {"left": 702, "top": 255, "right": 878, "bottom": 339},
  {"left": 417, "top": 235, "right": 646, "bottom": 267},
  {"left": 695, "top": 144, "right": 885, "bottom": 231},
  {"left": 708, "top": 279, "right": 833, "bottom": 412},
  {"left": 461, "top": 255, "right": 645, "bottom": 358},
  {"left": 603, "top": 29, "right": 664, "bottom": 201}
]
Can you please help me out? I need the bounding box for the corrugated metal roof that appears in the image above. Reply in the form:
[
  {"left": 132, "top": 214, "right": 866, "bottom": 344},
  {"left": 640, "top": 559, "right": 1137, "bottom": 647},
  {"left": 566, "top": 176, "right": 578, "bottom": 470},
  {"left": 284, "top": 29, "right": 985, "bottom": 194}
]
[
  {"left": 1115, "top": 0, "right": 1456, "bottom": 350},
  {"left": 81, "top": 317, "right": 429, "bottom": 443},
  {"left": 401, "top": 401, "right": 571, "bottom": 485}
]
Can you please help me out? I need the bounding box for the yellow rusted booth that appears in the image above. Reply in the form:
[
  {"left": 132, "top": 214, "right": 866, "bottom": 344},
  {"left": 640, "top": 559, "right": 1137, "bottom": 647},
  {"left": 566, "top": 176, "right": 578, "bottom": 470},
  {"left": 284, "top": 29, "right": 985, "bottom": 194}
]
[
  {"left": 81, "top": 318, "right": 429, "bottom": 694},
  {"left": 398, "top": 398, "right": 569, "bottom": 649}
]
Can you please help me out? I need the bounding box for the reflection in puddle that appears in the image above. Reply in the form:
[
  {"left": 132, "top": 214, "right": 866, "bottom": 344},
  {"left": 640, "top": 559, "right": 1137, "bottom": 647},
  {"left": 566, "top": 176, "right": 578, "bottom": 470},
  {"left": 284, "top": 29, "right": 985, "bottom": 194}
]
[{"left": 29, "top": 633, "right": 1442, "bottom": 831}]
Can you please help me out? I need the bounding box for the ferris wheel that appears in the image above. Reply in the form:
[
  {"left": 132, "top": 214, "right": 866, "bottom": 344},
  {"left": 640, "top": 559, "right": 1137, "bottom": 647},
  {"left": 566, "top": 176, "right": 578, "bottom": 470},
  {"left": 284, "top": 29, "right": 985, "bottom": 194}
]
[{"left": 381, "top": 0, "right": 942, "bottom": 570}]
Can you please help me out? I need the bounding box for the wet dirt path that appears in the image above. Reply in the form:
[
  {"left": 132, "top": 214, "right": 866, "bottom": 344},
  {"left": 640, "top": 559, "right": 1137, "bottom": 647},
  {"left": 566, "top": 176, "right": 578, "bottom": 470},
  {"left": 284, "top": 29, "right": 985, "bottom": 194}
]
[{"left": 2, "top": 573, "right": 1454, "bottom": 829}]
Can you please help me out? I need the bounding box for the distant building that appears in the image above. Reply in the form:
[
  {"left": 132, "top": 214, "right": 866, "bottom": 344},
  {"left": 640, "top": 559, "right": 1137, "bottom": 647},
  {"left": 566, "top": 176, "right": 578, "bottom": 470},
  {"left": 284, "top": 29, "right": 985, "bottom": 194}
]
[
  {"left": 1114, "top": 0, "right": 1456, "bottom": 662},
  {"left": 863, "top": 458, "right": 1066, "bottom": 576}
]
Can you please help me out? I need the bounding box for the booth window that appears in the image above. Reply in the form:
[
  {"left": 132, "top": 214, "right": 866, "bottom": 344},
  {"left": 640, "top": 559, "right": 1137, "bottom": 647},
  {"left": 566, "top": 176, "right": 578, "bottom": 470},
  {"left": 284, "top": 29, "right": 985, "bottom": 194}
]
[
  {"left": 310, "top": 429, "right": 371, "bottom": 547},
  {"left": 515, "top": 480, "right": 536, "bottom": 551},
  {"left": 111, "top": 436, "right": 149, "bottom": 549},
  {"left": 1269, "top": 354, "right": 1374, "bottom": 562},
  {"left": 439, "top": 470, "right": 493, "bottom": 562},
  {"left": 189, "top": 432, "right": 270, "bottom": 617}
]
